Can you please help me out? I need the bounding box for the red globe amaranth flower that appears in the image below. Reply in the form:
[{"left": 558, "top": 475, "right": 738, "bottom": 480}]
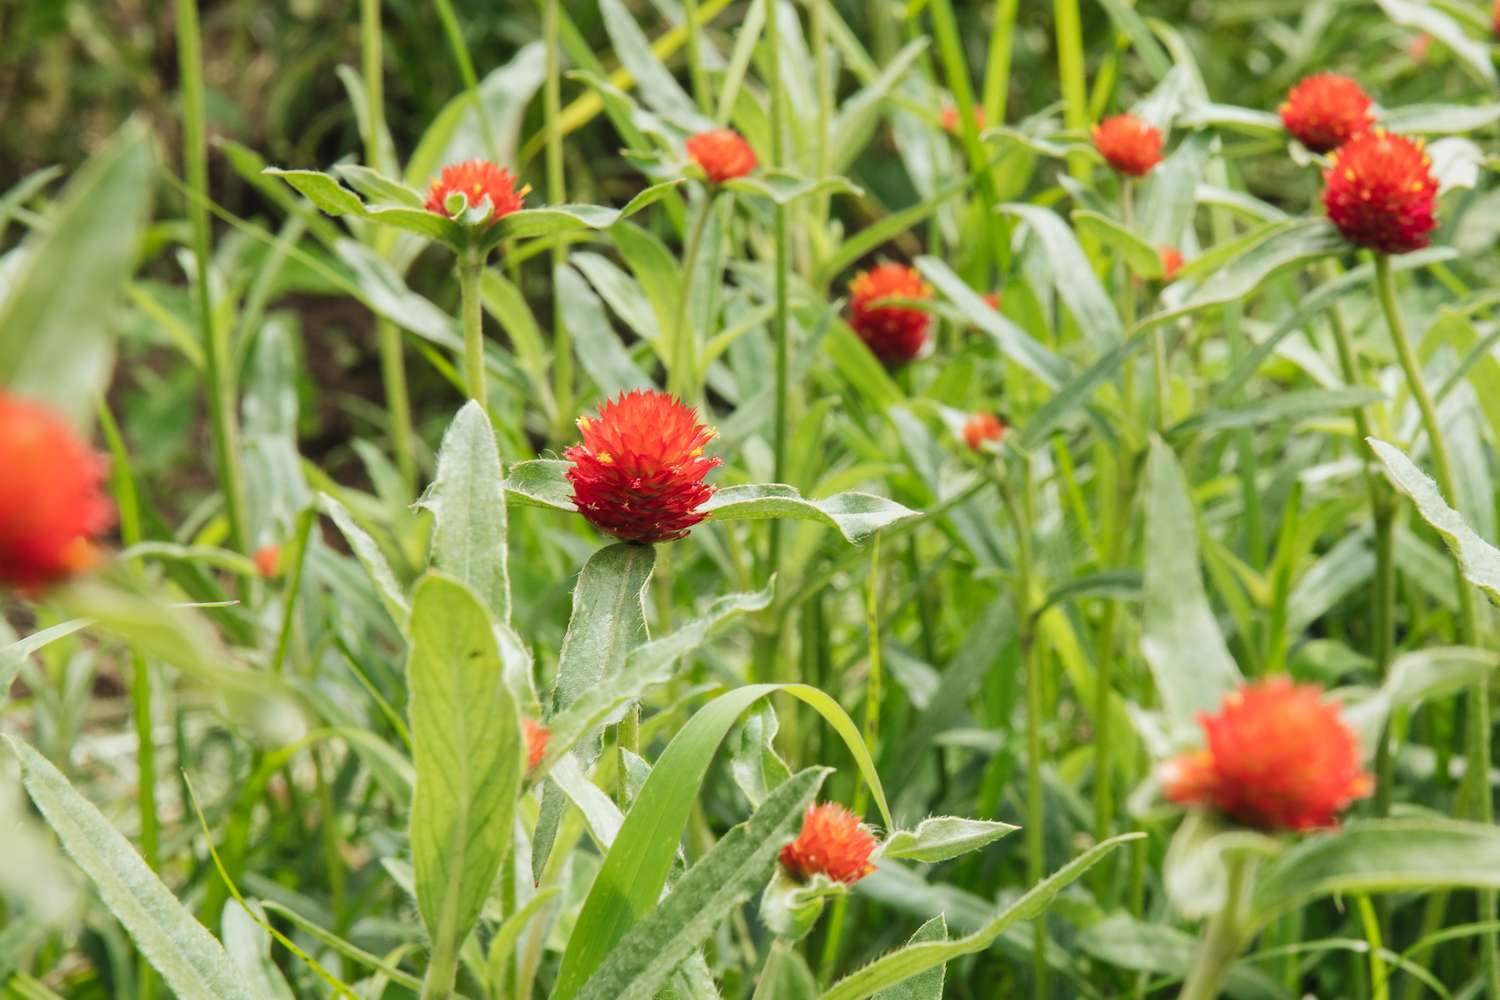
[
  {"left": 0, "top": 395, "right": 115, "bottom": 592},
  {"left": 1159, "top": 246, "right": 1184, "bottom": 281},
  {"left": 848, "top": 264, "right": 932, "bottom": 366},
  {"left": 1323, "top": 129, "right": 1437, "bottom": 255},
  {"left": 983, "top": 291, "right": 1002, "bottom": 311},
  {"left": 523, "top": 718, "right": 549, "bottom": 771},
  {"left": 963, "top": 413, "right": 1007, "bottom": 452},
  {"left": 779, "top": 803, "right": 877, "bottom": 885},
  {"left": 253, "top": 544, "right": 280, "bottom": 578},
  {"left": 1092, "top": 115, "right": 1163, "bottom": 176},
  {"left": 564, "top": 390, "right": 721, "bottom": 544},
  {"left": 1162, "top": 678, "right": 1373, "bottom": 832},
  {"left": 939, "top": 103, "right": 986, "bottom": 134},
  {"left": 685, "top": 129, "right": 757, "bottom": 183},
  {"left": 1279, "top": 74, "right": 1374, "bottom": 154},
  {"left": 424, "top": 159, "right": 527, "bottom": 224}
]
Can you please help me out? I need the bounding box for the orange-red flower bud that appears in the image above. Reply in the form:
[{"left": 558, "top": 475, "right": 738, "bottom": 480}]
[
  {"left": 523, "top": 717, "right": 549, "bottom": 771},
  {"left": 685, "top": 129, "right": 757, "bottom": 183},
  {"left": 963, "top": 413, "right": 1007, "bottom": 452},
  {"left": 1323, "top": 129, "right": 1437, "bottom": 255},
  {"left": 564, "top": 390, "right": 721, "bottom": 544},
  {"left": 1162, "top": 678, "right": 1372, "bottom": 832},
  {"left": 1092, "top": 115, "right": 1163, "bottom": 176},
  {"left": 1159, "top": 246, "right": 1183, "bottom": 281},
  {"left": 424, "top": 159, "right": 526, "bottom": 224},
  {"left": 779, "top": 803, "right": 877, "bottom": 885},
  {"left": 254, "top": 545, "right": 280, "bottom": 579},
  {"left": 1279, "top": 74, "right": 1374, "bottom": 154},
  {"left": 848, "top": 263, "right": 932, "bottom": 367},
  {"left": 0, "top": 395, "right": 114, "bottom": 593}
]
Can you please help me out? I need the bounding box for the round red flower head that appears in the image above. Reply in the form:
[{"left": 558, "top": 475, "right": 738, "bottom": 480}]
[
  {"left": 565, "top": 390, "right": 721, "bottom": 544},
  {"left": 983, "top": 291, "right": 1002, "bottom": 311},
  {"left": 848, "top": 263, "right": 933, "bottom": 367},
  {"left": 1092, "top": 114, "right": 1163, "bottom": 177},
  {"left": 779, "top": 803, "right": 877, "bottom": 885},
  {"left": 1162, "top": 678, "right": 1372, "bottom": 832},
  {"left": 425, "top": 159, "right": 527, "bottom": 224},
  {"left": 523, "top": 718, "right": 549, "bottom": 771},
  {"left": 685, "top": 128, "right": 757, "bottom": 184},
  {"left": 0, "top": 394, "right": 115, "bottom": 593},
  {"left": 1279, "top": 73, "right": 1374, "bottom": 154},
  {"left": 1323, "top": 129, "right": 1437, "bottom": 255},
  {"left": 963, "top": 412, "right": 1007, "bottom": 452},
  {"left": 1159, "top": 246, "right": 1184, "bottom": 282},
  {"left": 253, "top": 544, "right": 280, "bottom": 579}
]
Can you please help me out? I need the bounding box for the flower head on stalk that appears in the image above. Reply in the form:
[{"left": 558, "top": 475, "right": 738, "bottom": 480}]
[
  {"left": 1280, "top": 74, "right": 1375, "bottom": 154},
  {"left": 424, "top": 159, "right": 528, "bottom": 226},
  {"left": 1161, "top": 678, "right": 1372, "bottom": 831},
  {"left": 1322, "top": 129, "right": 1437, "bottom": 255},
  {"left": 1092, "top": 114, "right": 1163, "bottom": 176},
  {"left": 1159, "top": 246, "right": 1184, "bottom": 282},
  {"left": 939, "top": 103, "right": 986, "bottom": 135},
  {"left": 685, "top": 128, "right": 757, "bottom": 184},
  {"left": 0, "top": 394, "right": 115, "bottom": 593},
  {"left": 847, "top": 263, "right": 933, "bottom": 367},
  {"left": 963, "top": 413, "right": 1008, "bottom": 452},
  {"left": 779, "top": 803, "right": 878, "bottom": 885},
  {"left": 564, "top": 390, "right": 721, "bottom": 544}
]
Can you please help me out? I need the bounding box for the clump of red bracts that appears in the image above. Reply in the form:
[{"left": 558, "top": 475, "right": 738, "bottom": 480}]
[
  {"left": 1280, "top": 73, "right": 1375, "bottom": 154},
  {"left": 1322, "top": 129, "right": 1437, "bottom": 255},
  {"left": 779, "top": 802, "right": 878, "bottom": 885},
  {"left": 848, "top": 263, "right": 933, "bottom": 367}
]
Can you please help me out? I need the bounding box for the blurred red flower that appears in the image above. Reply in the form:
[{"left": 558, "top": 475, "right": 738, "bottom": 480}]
[
  {"left": 1280, "top": 74, "right": 1374, "bottom": 154},
  {"left": 963, "top": 413, "right": 1007, "bottom": 452},
  {"left": 523, "top": 718, "right": 549, "bottom": 771},
  {"left": 685, "top": 128, "right": 757, "bottom": 183},
  {"left": 1323, "top": 129, "right": 1437, "bottom": 255},
  {"left": 779, "top": 802, "right": 877, "bottom": 885},
  {"left": 848, "top": 263, "right": 932, "bottom": 366},
  {"left": 0, "top": 395, "right": 115, "bottom": 593},
  {"left": 565, "top": 390, "right": 721, "bottom": 544},
  {"left": 1162, "top": 678, "right": 1372, "bottom": 831},
  {"left": 254, "top": 544, "right": 280, "bottom": 578},
  {"left": 424, "top": 159, "right": 527, "bottom": 224},
  {"left": 939, "top": 103, "right": 986, "bottom": 134},
  {"left": 1159, "top": 246, "right": 1184, "bottom": 281},
  {"left": 1092, "top": 115, "right": 1163, "bottom": 176}
]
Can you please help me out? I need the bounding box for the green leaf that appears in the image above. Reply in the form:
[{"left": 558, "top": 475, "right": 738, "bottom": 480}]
[
  {"left": 1251, "top": 819, "right": 1500, "bottom": 925},
  {"left": 701, "top": 485, "right": 921, "bottom": 544},
  {"left": 1169, "top": 389, "right": 1386, "bottom": 438},
  {"left": 1072, "top": 209, "right": 1165, "bottom": 278},
  {"left": 598, "top": 0, "right": 704, "bottom": 122},
  {"left": 1001, "top": 203, "right": 1123, "bottom": 349},
  {"left": 1150, "top": 220, "right": 1345, "bottom": 324},
  {"left": 1345, "top": 647, "right": 1500, "bottom": 753},
  {"left": 724, "top": 172, "right": 863, "bottom": 205},
  {"left": 404, "top": 43, "right": 546, "bottom": 189},
  {"left": 826, "top": 322, "right": 907, "bottom": 409},
  {"left": 264, "top": 168, "right": 461, "bottom": 243},
  {"left": 575, "top": 769, "right": 828, "bottom": 1000},
  {"left": 318, "top": 493, "right": 410, "bottom": 628},
  {"left": 556, "top": 263, "right": 657, "bottom": 397},
  {"left": 0, "top": 120, "right": 154, "bottom": 425},
  {"left": 1380, "top": 103, "right": 1500, "bottom": 135},
  {"left": 418, "top": 401, "right": 511, "bottom": 624},
  {"left": 222, "top": 902, "right": 296, "bottom": 1000},
  {"left": 817, "top": 834, "right": 1143, "bottom": 1000},
  {"left": 1016, "top": 331, "right": 1151, "bottom": 450},
  {"left": 2, "top": 619, "right": 90, "bottom": 706},
  {"left": 4, "top": 737, "right": 258, "bottom": 1000},
  {"left": 1142, "top": 439, "right": 1241, "bottom": 725},
  {"left": 1369, "top": 437, "right": 1500, "bottom": 602},
  {"left": 915, "top": 255, "right": 1068, "bottom": 387},
  {"left": 406, "top": 573, "right": 523, "bottom": 958},
  {"left": 553, "top": 684, "right": 891, "bottom": 1000},
  {"left": 1077, "top": 913, "right": 1290, "bottom": 1000},
  {"left": 491, "top": 182, "right": 682, "bottom": 242},
  {"left": 1177, "top": 102, "right": 1283, "bottom": 135},
  {"left": 880, "top": 817, "right": 1018, "bottom": 864},
  {"left": 872, "top": 917, "right": 950, "bottom": 1000},
  {"left": 332, "top": 163, "right": 424, "bottom": 207},
  {"left": 503, "top": 459, "right": 576, "bottom": 511},
  {"left": 755, "top": 942, "right": 821, "bottom": 1000},
  {"left": 1374, "top": 0, "right": 1496, "bottom": 84}
]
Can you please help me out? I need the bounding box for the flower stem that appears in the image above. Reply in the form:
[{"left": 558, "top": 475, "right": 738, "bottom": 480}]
[
  {"left": 1053, "top": 0, "right": 1089, "bottom": 181},
  {"left": 1376, "top": 253, "right": 1497, "bottom": 996},
  {"left": 682, "top": 0, "right": 711, "bottom": 114},
  {"left": 460, "top": 252, "right": 487, "bottom": 407},
  {"left": 981, "top": 0, "right": 1020, "bottom": 125},
  {"left": 177, "top": 0, "right": 250, "bottom": 567},
  {"left": 1178, "top": 856, "right": 1249, "bottom": 1000},
  {"left": 420, "top": 934, "right": 461, "bottom": 1000},
  {"left": 544, "top": 0, "right": 573, "bottom": 437},
  {"left": 669, "top": 192, "right": 715, "bottom": 401}
]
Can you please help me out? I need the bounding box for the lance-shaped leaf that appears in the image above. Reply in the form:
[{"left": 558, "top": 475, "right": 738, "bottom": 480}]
[
  {"left": 879, "top": 817, "right": 1018, "bottom": 864},
  {"left": 1148, "top": 219, "right": 1345, "bottom": 324},
  {"left": 575, "top": 768, "right": 828, "bottom": 1000},
  {"left": 817, "top": 835, "right": 1143, "bottom": 1000},
  {"left": 318, "top": 493, "right": 410, "bottom": 628},
  {"left": 873, "top": 917, "right": 949, "bottom": 1000},
  {"left": 1142, "top": 439, "right": 1241, "bottom": 724},
  {"left": 1369, "top": 437, "right": 1500, "bottom": 601},
  {"left": 502, "top": 461, "right": 919, "bottom": 544},
  {"left": 263, "top": 167, "right": 461, "bottom": 243},
  {"left": 406, "top": 573, "right": 523, "bottom": 967},
  {"left": 1000, "top": 203, "right": 1123, "bottom": 349},
  {"left": 4, "top": 737, "right": 257, "bottom": 1000},
  {"left": 418, "top": 401, "right": 510, "bottom": 624},
  {"left": 489, "top": 180, "right": 684, "bottom": 242},
  {"left": 915, "top": 256, "right": 1067, "bottom": 388},
  {"left": 1344, "top": 646, "right": 1500, "bottom": 754},
  {"left": 724, "top": 172, "right": 863, "bottom": 205}
]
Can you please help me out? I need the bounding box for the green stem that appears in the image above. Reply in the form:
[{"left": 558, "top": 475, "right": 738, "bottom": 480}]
[
  {"left": 1053, "top": 0, "right": 1090, "bottom": 181},
  {"left": 1178, "top": 857, "right": 1249, "bottom": 1000},
  {"left": 420, "top": 934, "right": 461, "bottom": 1000},
  {"left": 1376, "top": 254, "right": 1497, "bottom": 997},
  {"left": 669, "top": 193, "right": 715, "bottom": 401},
  {"left": 544, "top": 0, "right": 573, "bottom": 436},
  {"left": 177, "top": 0, "right": 250, "bottom": 565},
  {"left": 980, "top": 0, "right": 1021, "bottom": 124},
  {"left": 433, "top": 0, "right": 498, "bottom": 161},
  {"left": 460, "top": 252, "right": 486, "bottom": 406},
  {"left": 682, "top": 0, "right": 711, "bottom": 114}
]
